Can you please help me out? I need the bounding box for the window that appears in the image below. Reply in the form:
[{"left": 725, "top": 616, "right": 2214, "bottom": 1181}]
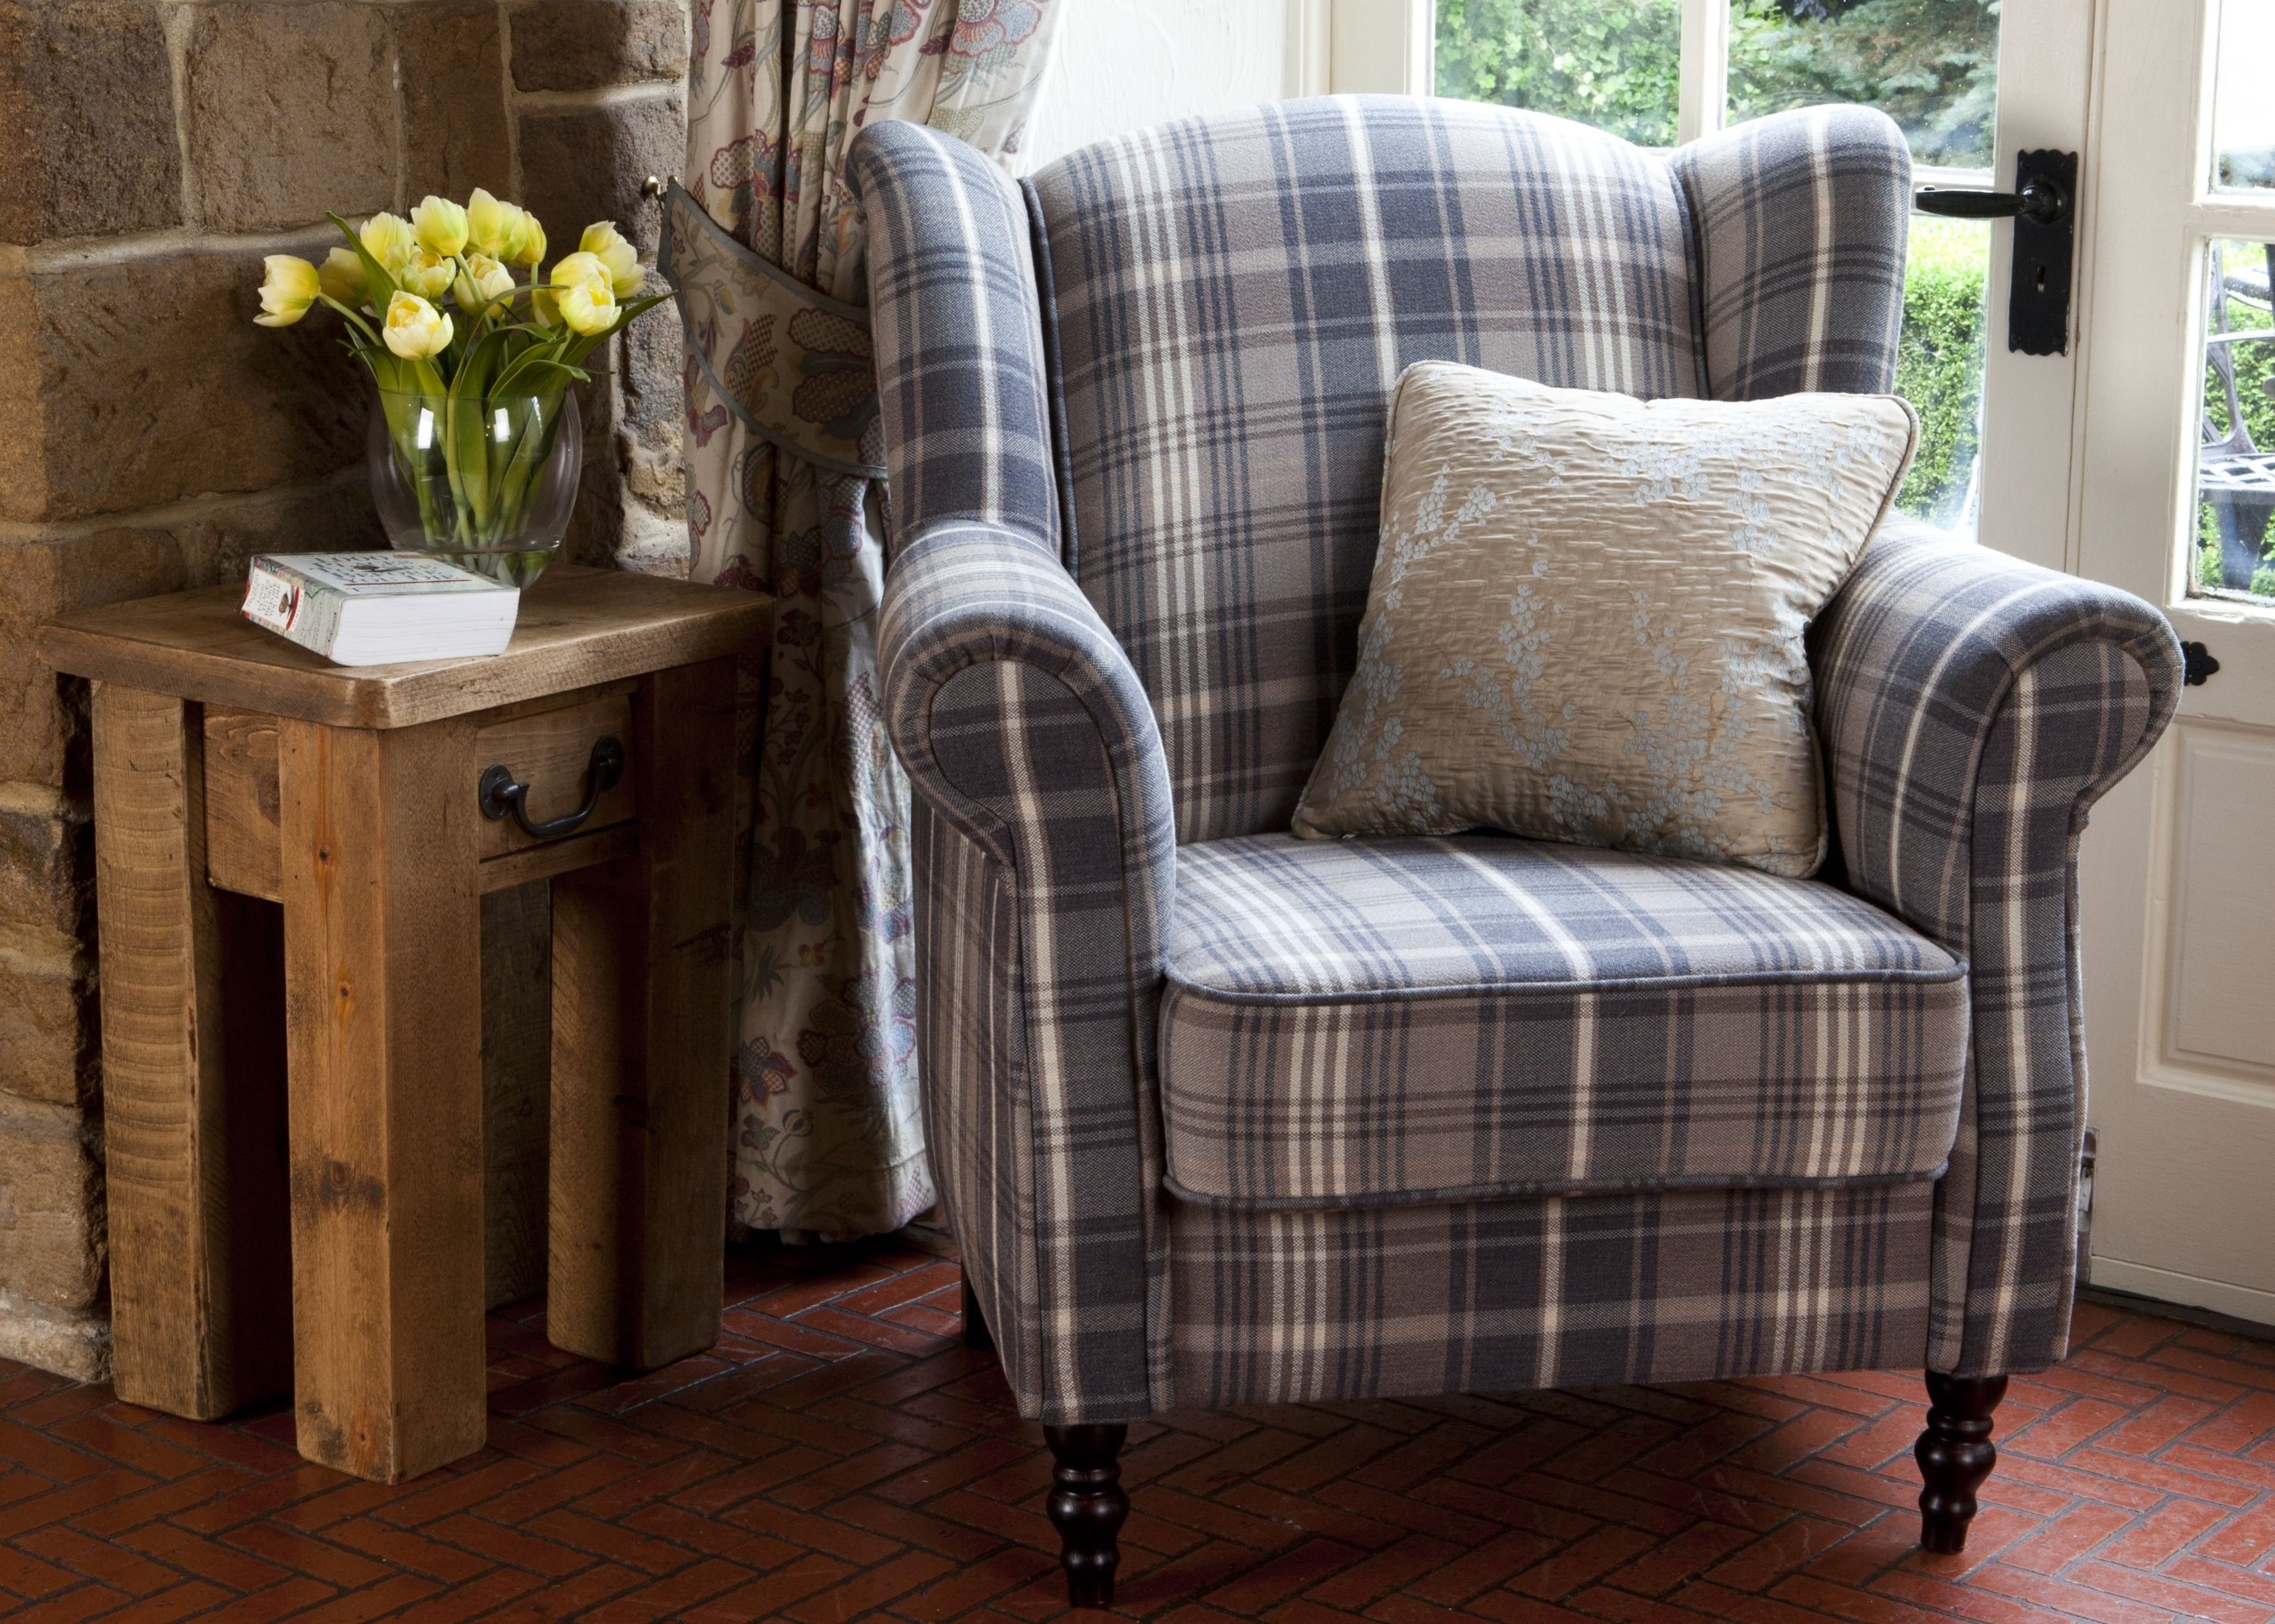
[
  {"left": 2190, "top": 1, "right": 2275, "bottom": 602},
  {"left": 1427, "top": 0, "right": 1998, "bottom": 530}
]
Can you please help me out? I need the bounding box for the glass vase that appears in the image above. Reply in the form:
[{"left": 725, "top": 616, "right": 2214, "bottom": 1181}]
[{"left": 367, "top": 388, "right": 582, "bottom": 587}]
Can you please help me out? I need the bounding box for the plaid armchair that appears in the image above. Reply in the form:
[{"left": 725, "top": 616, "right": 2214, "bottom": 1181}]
[{"left": 850, "top": 97, "right": 2180, "bottom": 1608}]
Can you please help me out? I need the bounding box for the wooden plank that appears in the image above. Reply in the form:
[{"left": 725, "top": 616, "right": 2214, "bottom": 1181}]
[
  {"left": 471, "top": 690, "right": 635, "bottom": 859},
  {"left": 39, "top": 568, "right": 770, "bottom": 731},
  {"left": 548, "top": 657, "right": 737, "bottom": 1369},
  {"left": 482, "top": 884, "right": 552, "bottom": 1310},
  {"left": 200, "top": 702, "right": 556, "bottom": 1308},
  {"left": 90, "top": 685, "right": 291, "bottom": 1419},
  {"left": 476, "top": 823, "right": 640, "bottom": 895},
  {"left": 469, "top": 677, "right": 636, "bottom": 728},
  {"left": 204, "top": 707, "right": 282, "bottom": 902},
  {"left": 279, "top": 716, "right": 487, "bottom": 1482}
]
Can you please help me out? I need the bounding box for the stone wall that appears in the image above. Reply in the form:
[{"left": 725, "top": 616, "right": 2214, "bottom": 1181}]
[{"left": 0, "top": 0, "right": 690, "bottom": 1379}]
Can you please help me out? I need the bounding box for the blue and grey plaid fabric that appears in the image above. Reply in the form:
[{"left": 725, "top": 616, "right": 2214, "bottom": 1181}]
[
  {"left": 880, "top": 521, "right": 1179, "bottom": 1424},
  {"left": 1670, "top": 105, "right": 1912, "bottom": 400},
  {"left": 1030, "top": 98, "right": 1912, "bottom": 846},
  {"left": 1168, "top": 1182, "right": 1936, "bottom": 1408},
  {"left": 1163, "top": 835, "right": 1968, "bottom": 1206},
  {"left": 852, "top": 120, "right": 1061, "bottom": 551},
  {"left": 859, "top": 101, "right": 2176, "bottom": 1426},
  {"left": 1816, "top": 518, "right": 2180, "bottom": 1378},
  {"left": 1032, "top": 96, "right": 1709, "bottom": 844}
]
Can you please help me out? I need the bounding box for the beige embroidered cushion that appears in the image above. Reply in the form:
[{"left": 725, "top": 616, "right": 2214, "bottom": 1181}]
[{"left": 1292, "top": 362, "right": 1917, "bottom": 876}]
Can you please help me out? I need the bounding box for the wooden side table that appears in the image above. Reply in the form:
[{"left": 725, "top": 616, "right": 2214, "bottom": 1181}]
[{"left": 39, "top": 567, "right": 770, "bottom": 1484}]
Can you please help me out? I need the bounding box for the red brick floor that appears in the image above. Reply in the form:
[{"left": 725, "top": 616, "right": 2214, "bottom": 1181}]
[{"left": 2, "top": 1233, "right": 2272, "bottom": 1622}]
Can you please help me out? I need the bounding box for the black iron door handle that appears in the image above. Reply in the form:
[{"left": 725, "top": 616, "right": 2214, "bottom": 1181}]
[
  {"left": 1915, "top": 150, "right": 2079, "bottom": 356},
  {"left": 1915, "top": 178, "right": 2070, "bottom": 226},
  {"left": 478, "top": 735, "right": 626, "bottom": 840}
]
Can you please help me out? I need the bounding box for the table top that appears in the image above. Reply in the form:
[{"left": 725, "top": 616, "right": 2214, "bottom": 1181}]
[{"left": 38, "top": 565, "right": 773, "bottom": 729}]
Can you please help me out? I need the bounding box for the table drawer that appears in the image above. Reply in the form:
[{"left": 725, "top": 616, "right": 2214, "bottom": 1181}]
[
  {"left": 202, "top": 684, "right": 641, "bottom": 903},
  {"left": 472, "top": 689, "right": 637, "bottom": 859}
]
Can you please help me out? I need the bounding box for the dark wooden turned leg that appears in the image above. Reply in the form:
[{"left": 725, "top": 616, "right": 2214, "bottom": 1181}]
[
  {"left": 1044, "top": 1423, "right": 1129, "bottom": 1609},
  {"left": 961, "top": 1270, "right": 994, "bottom": 1352},
  {"left": 1917, "top": 1371, "right": 2008, "bottom": 1555}
]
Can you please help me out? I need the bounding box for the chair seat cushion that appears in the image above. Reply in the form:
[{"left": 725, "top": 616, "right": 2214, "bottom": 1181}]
[{"left": 1161, "top": 833, "right": 1968, "bottom": 1207}]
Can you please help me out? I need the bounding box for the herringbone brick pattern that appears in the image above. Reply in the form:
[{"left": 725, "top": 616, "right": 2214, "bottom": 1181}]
[{"left": 1, "top": 1232, "right": 2271, "bottom": 1621}]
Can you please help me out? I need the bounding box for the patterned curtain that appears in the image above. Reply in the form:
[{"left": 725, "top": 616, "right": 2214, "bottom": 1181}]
[{"left": 674, "top": 0, "right": 1065, "bottom": 1238}]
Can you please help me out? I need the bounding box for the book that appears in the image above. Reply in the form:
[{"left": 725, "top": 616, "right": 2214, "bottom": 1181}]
[{"left": 240, "top": 553, "right": 521, "bottom": 666}]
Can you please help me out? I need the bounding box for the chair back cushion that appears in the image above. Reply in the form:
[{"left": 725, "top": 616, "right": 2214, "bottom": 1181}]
[{"left": 1028, "top": 96, "right": 1706, "bottom": 843}]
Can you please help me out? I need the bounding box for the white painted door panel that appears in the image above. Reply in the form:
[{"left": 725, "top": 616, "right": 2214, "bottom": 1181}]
[{"left": 2074, "top": 0, "right": 2275, "bottom": 1324}]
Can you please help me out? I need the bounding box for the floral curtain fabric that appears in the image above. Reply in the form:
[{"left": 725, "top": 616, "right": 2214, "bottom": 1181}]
[{"left": 679, "top": 0, "right": 1064, "bottom": 1238}]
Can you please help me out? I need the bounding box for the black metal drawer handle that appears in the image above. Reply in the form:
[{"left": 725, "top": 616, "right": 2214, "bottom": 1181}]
[{"left": 478, "top": 735, "right": 626, "bottom": 841}]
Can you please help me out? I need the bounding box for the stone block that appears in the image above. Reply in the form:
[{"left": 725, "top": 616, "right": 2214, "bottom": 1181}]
[
  {"left": 0, "top": 1289, "right": 108, "bottom": 1382},
  {"left": 612, "top": 494, "right": 691, "bottom": 578},
  {"left": 0, "top": 789, "right": 90, "bottom": 967},
  {"left": 166, "top": 471, "right": 387, "bottom": 585},
  {"left": 0, "top": 481, "right": 379, "bottom": 788},
  {"left": 0, "top": 955, "right": 94, "bottom": 1108},
  {"left": 0, "top": 527, "right": 181, "bottom": 788},
  {"left": 518, "top": 87, "right": 684, "bottom": 258},
  {"left": 399, "top": 0, "right": 514, "bottom": 202},
  {"left": 511, "top": 0, "right": 688, "bottom": 92},
  {"left": 0, "top": 1095, "right": 103, "bottom": 1314},
  {"left": 0, "top": 0, "right": 182, "bottom": 245},
  {"left": 0, "top": 245, "right": 366, "bottom": 524},
  {"left": 562, "top": 454, "right": 627, "bottom": 568},
  {"left": 620, "top": 430, "right": 683, "bottom": 522},
  {"left": 622, "top": 295, "right": 684, "bottom": 440},
  {"left": 181, "top": 2, "right": 395, "bottom": 233}
]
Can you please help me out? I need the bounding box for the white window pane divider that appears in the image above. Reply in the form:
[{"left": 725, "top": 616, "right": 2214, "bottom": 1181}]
[
  {"left": 1916, "top": 163, "right": 2000, "bottom": 193},
  {"left": 1327, "top": 0, "right": 1434, "bottom": 97},
  {"left": 1677, "top": 0, "right": 1729, "bottom": 144},
  {"left": 2193, "top": 198, "right": 2275, "bottom": 242}
]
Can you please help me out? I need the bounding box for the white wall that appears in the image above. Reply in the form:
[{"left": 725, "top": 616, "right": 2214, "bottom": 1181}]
[{"left": 1020, "top": 0, "right": 1298, "bottom": 171}]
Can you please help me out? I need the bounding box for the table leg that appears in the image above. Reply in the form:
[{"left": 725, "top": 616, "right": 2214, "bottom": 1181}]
[
  {"left": 90, "top": 685, "right": 291, "bottom": 1419},
  {"left": 278, "top": 717, "right": 485, "bottom": 1482},
  {"left": 548, "top": 657, "right": 736, "bottom": 1369}
]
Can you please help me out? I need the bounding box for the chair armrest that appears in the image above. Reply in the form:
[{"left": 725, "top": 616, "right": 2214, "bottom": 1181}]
[
  {"left": 882, "top": 520, "right": 1176, "bottom": 895},
  {"left": 880, "top": 518, "right": 1177, "bottom": 1424},
  {"left": 1817, "top": 518, "right": 2181, "bottom": 936},
  {"left": 1816, "top": 516, "right": 2181, "bottom": 1375}
]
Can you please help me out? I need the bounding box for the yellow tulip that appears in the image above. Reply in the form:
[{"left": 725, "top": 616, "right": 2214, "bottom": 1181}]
[
  {"left": 253, "top": 254, "right": 320, "bottom": 327},
  {"left": 453, "top": 252, "right": 516, "bottom": 316},
  {"left": 556, "top": 276, "right": 618, "bottom": 337},
  {"left": 508, "top": 208, "right": 547, "bottom": 267},
  {"left": 579, "top": 220, "right": 644, "bottom": 296},
  {"left": 531, "top": 284, "right": 562, "bottom": 329},
  {"left": 400, "top": 247, "right": 455, "bottom": 301},
  {"left": 360, "top": 211, "right": 415, "bottom": 275},
  {"left": 465, "top": 188, "right": 511, "bottom": 258},
  {"left": 549, "top": 252, "right": 617, "bottom": 336},
  {"left": 411, "top": 194, "right": 469, "bottom": 257},
  {"left": 317, "top": 246, "right": 367, "bottom": 308},
  {"left": 550, "top": 251, "right": 609, "bottom": 291},
  {"left": 382, "top": 291, "right": 454, "bottom": 359}
]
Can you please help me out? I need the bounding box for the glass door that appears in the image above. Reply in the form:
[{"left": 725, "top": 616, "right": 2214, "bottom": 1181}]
[
  {"left": 1332, "top": 0, "right": 2095, "bottom": 569},
  {"left": 2071, "top": 0, "right": 2275, "bottom": 1325}
]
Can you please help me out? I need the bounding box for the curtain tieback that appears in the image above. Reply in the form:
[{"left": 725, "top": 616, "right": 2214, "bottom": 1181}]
[{"left": 659, "top": 182, "right": 887, "bottom": 482}]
